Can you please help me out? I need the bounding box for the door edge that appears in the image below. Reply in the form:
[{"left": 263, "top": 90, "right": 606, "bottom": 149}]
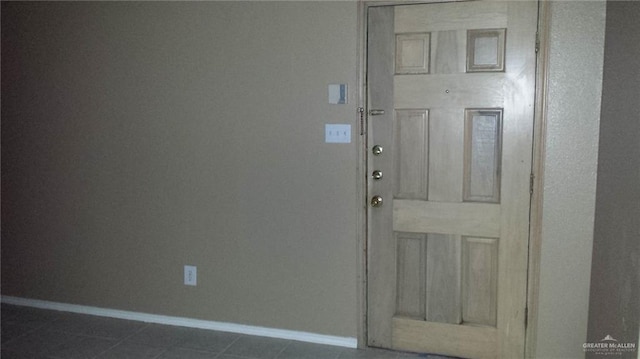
[
  {"left": 525, "top": 1, "right": 551, "bottom": 358},
  {"left": 355, "top": 0, "right": 368, "bottom": 350}
]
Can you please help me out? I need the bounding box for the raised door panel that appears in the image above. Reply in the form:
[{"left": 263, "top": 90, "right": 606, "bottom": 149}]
[
  {"left": 425, "top": 233, "right": 461, "bottom": 324},
  {"left": 395, "top": 233, "right": 426, "bottom": 319},
  {"left": 395, "top": 109, "right": 429, "bottom": 200}
]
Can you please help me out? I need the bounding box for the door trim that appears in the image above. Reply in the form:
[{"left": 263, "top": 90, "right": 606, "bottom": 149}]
[{"left": 354, "top": 1, "right": 551, "bottom": 357}]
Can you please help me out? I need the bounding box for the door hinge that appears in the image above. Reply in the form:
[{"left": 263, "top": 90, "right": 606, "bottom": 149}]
[
  {"left": 530, "top": 173, "right": 535, "bottom": 195},
  {"left": 535, "top": 32, "right": 540, "bottom": 53},
  {"left": 358, "top": 107, "right": 365, "bottom": 135}
]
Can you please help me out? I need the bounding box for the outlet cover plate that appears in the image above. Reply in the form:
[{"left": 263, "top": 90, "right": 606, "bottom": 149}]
[{"left": 184, "top": 265, "right": 197, "bottom": 286}]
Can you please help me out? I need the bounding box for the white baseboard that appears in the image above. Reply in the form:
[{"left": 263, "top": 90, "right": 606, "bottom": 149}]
[{"left": 1, "top": 296, "right": 357, "bottom": 348}]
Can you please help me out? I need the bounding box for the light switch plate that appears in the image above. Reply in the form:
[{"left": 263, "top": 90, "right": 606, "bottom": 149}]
[{"left": 325, "top": 124, "right": 351, "bottom": 143}]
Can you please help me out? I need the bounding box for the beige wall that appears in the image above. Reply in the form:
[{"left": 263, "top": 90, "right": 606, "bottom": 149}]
[
  {"left": 536, "top": 1, "right": 606, "bottom": 358},
  {"left": 1, "top": 1, "right": 359, "bottom": 337},
  {"left": 1, "top": 1, "right": 622, "bottom": 356}
]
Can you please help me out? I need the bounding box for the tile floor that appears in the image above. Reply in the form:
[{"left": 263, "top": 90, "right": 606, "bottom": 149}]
[{"left": 1, "top": 304, "right": 454, "bottom": 359}]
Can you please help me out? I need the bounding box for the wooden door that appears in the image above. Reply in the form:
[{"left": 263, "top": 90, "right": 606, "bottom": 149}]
[{"left": 366, "top": 2, "right": 537, "bottom": 358}]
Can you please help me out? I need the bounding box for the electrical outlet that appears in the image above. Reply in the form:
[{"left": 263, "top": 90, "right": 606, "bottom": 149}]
[{"left": 184, "top": 265, "right": 197, "bottom": 286}]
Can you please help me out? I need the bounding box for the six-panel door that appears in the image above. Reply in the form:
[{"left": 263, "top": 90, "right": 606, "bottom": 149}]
[{"left": 367, "top": 2, "right": 538, "bottom": 358}]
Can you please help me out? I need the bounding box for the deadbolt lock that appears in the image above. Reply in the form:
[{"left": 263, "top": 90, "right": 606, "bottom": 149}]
[
  {"left": 372, "top": 145, "right": 383, "bottom": 155},
  {"left": 370, "top": 195, "right": 383, "bottom": 207},
  {"left": 372, "top": 170, "right": 383, "bottom": 180}
]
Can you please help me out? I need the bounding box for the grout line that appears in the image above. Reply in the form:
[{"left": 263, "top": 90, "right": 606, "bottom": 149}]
[
  {"left": 93, "top": 341, "right": 122, "bottom": 359},
  {"left": 151, "top": 346, "right": 171, "bottom": 359},
  {"left": 273, "top": 339, "right": 292, "bottom": 359},
  {"left": 92, "top": 323, "right": 151, "bottom": 358},
  {"left": 217, "top": 333, "right": 243, "bottom": 356},
  {"left": 1, "top": 323, "right": 41, "bottom": 346}
]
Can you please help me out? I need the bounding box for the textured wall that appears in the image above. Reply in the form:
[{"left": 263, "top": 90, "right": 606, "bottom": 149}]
[
  {"left": 1, "top": 1, "right": 359, "bottom": 337},
  {"left": 536, "top": 1, "right": 606, "bottom": 358},
  {"left": 587, "top": 2, "right": 640, "bottom": 358}
]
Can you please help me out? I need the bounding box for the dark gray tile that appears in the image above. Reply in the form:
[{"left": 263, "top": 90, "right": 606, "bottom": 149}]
[
  {"left": 1, "top": 323, "right": 36, "bottom": 344},
  {"left": 217, "top": 355, "right": 262, "bottom": 359},
  {"left": 175, "top": 328, "right": 240, "bottom": 352},
  {"left": 46, "top": 336, "right": 118, "bottom": 359},
  {"left": 223, "top": 335, "right": 290, "bottom": 359},
  {"left": 1, "top": 330, "right": 82, "bottom": 356},
  {"left": 44, "top": 312, "right": 89, "bottom": 332},
  {"left": 276, "top": 341, "right": 341, "bottom": 359},
  {"left": 46, "top": 312, "right": 146, "bottom": 339},
  {"left": 158, "top": 347, "right": 220, "bottom": 359},
  {"left": 81, "top": 317, "right": 147, "bottom": 339},
  {"left": 1, "top": 306, "right": 60, "bottom": 328},
  {"left": 338, "top": 347, "right": 399, "bottom": 359},
  {"left": 95, "top": 342, "right": 167, "bottom": 359},
  {"left": 1, "top": 348, "right": 50, "bottom": 359},
  {"left": 1, "top": 304, "right": 21, "bottom": 322},
  {"left": 124, "top": 324, "right": 190, "bottom": 347}
]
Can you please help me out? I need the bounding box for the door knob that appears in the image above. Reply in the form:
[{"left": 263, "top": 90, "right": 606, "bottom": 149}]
[
  {"left": 370, "top": 195, "right": 383, "bottom": 207},
  {"left": 372, "top": 145, "right": 383, "bottom": 155},
  {"left": 372, "top": 170, "right": 383, "bottom": 180}
]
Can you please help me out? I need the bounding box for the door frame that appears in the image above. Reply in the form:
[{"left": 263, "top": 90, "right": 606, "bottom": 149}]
[{"left": 354, "top": 1, "right": 551, "bottom": 357}]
